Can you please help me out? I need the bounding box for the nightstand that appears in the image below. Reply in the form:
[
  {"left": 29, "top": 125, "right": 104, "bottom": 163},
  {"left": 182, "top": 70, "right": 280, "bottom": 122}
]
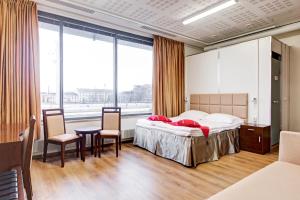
[{"left": 239, "top": 123, "right": 271, "bottom": 154}]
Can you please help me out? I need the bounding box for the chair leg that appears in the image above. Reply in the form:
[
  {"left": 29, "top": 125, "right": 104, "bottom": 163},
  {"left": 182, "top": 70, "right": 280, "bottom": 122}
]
[
  {"left": 43, "top": 142, "right": 48, "bottom": 162},
  {"left": 61, "top": 144, "right": 65, "bottom": 168},
  {"left": 28, "top": 173, "right": 33, "bottom": 200},
  {"left": 98, "top": 137, "right": 101, "bottom": 158},
  {"left": 91, "top": 134, "right": 94, "bottom": 155},
  {"left": 76, "top": 141, "right": 79, "bottom": 158},
  {"left": 115, "top": 137, "right": 119, "bottom": 157},
  {"left": 94, "top": 135, "right": 97, "bottom": 157},
  {"left": 102, "top": 138, "right": 104, "bottom": 151},
  {"left": 80, "top": 139, "right": 85, "bottom": 162},
  {"left": 24, "top": 170, "right": 32, "bottom": 200},
  {"left": 119, "top": 134, "right": 122, "bottom": 150}
]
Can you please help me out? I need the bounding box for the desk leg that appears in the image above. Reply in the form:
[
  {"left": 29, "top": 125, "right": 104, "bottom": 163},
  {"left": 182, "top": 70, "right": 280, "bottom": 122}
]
[
  {"left": 82, "top": 134, "right": 86, "bottom": 161},
  {"left": 91, "top": 133, "right": 94, "bottom": 155}
]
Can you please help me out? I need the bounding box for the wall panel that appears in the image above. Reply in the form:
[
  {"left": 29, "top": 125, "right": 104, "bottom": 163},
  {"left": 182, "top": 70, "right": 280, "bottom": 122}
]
[
  {"left": 186, "top": 50, "right": 219, "bottom": 110},
  {"left": 219, "top": 40, "right": 259, "bottom": 123},
  {"left": 258, "top": 37, "right": 272, "bottom": 125},
  {"left": 186, "top": 37, "right": 273, "bottom": 125},
  {"left": 279, "top": 32, "right": 300, "bottom": 131}
]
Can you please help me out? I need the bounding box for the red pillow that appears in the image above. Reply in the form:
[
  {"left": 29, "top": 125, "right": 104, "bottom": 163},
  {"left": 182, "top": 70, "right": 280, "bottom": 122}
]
[
  {"left": 147, "top": 115, "right": 172, "bottom": 122},
  {"left": 176, "top": 119, "right": 201, "bottom": 128}
]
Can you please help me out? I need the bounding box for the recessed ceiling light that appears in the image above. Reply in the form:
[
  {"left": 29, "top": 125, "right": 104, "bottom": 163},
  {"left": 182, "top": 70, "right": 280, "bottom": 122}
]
[{"left": 183, "top": 0, "right": 237, "bottom": 25}]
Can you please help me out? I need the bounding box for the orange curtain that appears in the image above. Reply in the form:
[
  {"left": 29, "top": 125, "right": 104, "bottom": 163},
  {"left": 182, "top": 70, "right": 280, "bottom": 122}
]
[
  {"left": 0, "top": 0, "right": 41, "bottom": 138},
  {"left": 153, "top": 35, "right": 185, "bottom": 117}
]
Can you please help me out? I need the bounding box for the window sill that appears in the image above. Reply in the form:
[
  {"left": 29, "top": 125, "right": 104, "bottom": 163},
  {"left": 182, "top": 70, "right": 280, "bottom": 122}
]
[{"left": 64, "top": 113, "right": 152, "bottom": 123}]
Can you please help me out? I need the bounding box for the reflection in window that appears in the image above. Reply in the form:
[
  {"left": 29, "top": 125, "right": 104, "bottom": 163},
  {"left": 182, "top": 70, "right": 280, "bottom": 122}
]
[
  {"left": 63, "top": 27, "right": 114, "bottom": 118},
  {"left": 39, "top": 22, "right": 60, "bottom": 109},
  {"left": 117, "top": 40, "right": 153, "bottom": 115}
]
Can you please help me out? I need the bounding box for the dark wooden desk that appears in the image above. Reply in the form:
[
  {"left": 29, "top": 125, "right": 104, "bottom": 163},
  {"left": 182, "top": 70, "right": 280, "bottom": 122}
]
[{"left": 0, "top": 124, "right": 26, "bottom": 173}]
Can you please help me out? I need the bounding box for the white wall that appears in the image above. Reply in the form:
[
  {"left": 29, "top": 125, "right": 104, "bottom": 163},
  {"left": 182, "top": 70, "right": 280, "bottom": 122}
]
[
  {"left": 185, "top": 50, "right": 219, "bottom": 110},
  {"left": 219, "top": 40, "right": 259, "bottom": 122},
  {"left": 186, "top": 50, "right": 219, "bottom": 97},
  {"left": 258, "top": 37, "right": 272, "bottom": 125},
  {"left": 186, "top": 37, "right": 272, "bottom": 124}
]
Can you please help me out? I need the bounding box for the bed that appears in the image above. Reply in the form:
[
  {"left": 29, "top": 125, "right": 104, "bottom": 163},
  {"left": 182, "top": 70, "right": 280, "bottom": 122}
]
[{"left": 133, "top": 93, "right": 248, "bottom": 167}]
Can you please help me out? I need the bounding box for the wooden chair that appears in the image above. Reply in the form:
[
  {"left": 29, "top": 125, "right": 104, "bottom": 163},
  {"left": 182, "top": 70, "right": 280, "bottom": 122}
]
[
  {"left": 22, "top": 115, "right": 36, "bottom": 200},
  {"left": 95, "top": 107, "right": 121, "bottom": 157},
  {"left": 42, "top": 109, "right": 84, "bottom": 167}
]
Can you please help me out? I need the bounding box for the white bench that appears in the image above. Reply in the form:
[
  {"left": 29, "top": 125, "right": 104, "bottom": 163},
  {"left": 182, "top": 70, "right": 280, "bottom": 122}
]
[{"left": 207, "top": 131, "right": 300, "bottom": 200}]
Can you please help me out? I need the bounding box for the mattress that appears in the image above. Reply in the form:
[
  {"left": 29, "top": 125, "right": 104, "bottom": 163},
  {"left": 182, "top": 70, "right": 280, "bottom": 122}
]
[{"left": 136, "top": 117, "right": 243, "bottom": 137}]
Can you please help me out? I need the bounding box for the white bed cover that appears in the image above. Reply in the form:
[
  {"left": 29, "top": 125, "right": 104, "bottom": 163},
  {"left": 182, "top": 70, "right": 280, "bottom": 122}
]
[{"left": 136, "top": 116, "right": 242, "bottom": 137}]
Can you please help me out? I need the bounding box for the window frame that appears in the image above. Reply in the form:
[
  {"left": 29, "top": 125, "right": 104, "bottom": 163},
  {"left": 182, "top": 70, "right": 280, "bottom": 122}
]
[{"left": 38, "top": 11, "right": 153, "bottom": 119}]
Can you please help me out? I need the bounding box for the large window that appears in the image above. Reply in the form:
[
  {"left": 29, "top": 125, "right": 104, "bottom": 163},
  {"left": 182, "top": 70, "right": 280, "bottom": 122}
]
[
  {"left": 38, "top": 12, "right": 153, "bottom": 119},
  {"left": 117, "top": 40, "right": 153, "bottom": 115},
  {"left": 39, "top": 22, "right": 60, "bottom": 109},
  {"left": 63, "top": 27, "right": 114, "bottom": 118}
]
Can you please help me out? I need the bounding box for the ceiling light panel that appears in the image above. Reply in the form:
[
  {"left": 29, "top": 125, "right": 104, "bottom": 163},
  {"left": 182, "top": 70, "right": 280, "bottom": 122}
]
[{"left": 183, "top": 0, "right": 237, "bottom": 25}]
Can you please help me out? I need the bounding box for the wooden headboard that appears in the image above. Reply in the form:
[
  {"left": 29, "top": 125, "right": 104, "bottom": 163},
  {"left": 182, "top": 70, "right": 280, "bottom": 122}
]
[{"left": 190, "top": 93, "right": 248, "bottom": 120}]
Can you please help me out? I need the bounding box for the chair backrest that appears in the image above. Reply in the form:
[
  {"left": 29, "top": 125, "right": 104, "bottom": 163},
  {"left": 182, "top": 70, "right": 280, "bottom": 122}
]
[
  {"left": 22, "top": 116, "right": 36, "bottom": 200},
  {"left": 42, "top": 109, "right": 66, "bottom": 139},
  {"left": 23, "top": 115, "right": 36, "bottom": 171},
  {"left": 102, "top": 107, "right": 121, "bottom": 131}
]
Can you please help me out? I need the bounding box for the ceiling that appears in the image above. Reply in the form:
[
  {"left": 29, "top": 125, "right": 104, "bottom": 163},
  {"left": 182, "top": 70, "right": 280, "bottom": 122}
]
[{"left": 36, "top": 0, "right": 300, "bottom": 48}]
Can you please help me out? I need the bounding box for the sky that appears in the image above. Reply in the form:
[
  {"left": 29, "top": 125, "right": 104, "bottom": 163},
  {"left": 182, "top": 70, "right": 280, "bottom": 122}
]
[{"left": 39, "top": 23, "right": 153, "bottom": 94}]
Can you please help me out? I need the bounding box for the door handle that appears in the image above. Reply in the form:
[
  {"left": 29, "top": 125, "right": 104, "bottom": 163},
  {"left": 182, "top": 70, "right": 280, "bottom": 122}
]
[
  {"left": 272, "top": 100, "right": 280, "bottom": 104},
  {"left": 247, "top": 128, "right": 255, "bottom": 131},
  {"left": 258, "top": 136, "right": 261, "bottom": 143}
]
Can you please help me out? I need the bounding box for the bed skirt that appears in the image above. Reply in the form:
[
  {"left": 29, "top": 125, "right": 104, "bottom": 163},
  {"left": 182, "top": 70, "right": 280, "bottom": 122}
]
[{"left": 133, "top": 126, "right": 240, "bottom": 167}]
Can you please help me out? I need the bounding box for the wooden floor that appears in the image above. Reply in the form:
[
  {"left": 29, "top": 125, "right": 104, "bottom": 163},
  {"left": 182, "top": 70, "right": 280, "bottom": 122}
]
[{"left": 31, "top": 144, "right": 278, "bottom": 200}]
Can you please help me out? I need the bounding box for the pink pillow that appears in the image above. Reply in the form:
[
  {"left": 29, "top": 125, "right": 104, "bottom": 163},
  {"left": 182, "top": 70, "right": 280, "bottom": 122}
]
[
  {"left": 176, "top": 119, "right": 201, "bottom": 128},
  {"left": 147, "top": 115, "right": 172, "bottom": 122},
  {"left": 167, "top": 119, "right": 210, "bottom": 138}
]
